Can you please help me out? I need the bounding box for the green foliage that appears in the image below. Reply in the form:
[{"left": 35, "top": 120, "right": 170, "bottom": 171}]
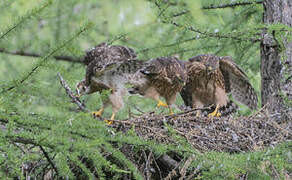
[
  {"left": 1, "top": 21, "right": 93, "bottom": 94},
  {"left": 0, "top": 0, "right": 52, "bottom": 41},
  {"left": 0, "top": 0, "right": 290, "bottom": 179},
  {"left": 192, "top": 142, "right": 292, "bottom": 179}
]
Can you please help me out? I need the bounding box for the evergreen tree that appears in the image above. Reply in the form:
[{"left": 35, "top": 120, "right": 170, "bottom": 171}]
[{"left": 0, "top": 0, "right": 291, "bottom": 179}]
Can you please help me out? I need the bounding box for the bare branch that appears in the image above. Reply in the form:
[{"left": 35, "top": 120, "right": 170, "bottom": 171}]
[
  {"left": 57, "top": 73, "right": 88, "bottom": 112},
  {"left": 0, "top": 48, "right": 83, "bottom": 63},
  {"left": 159, "top": 154, "right": 179, "bottom": 169},
  {"left": 202, "top": 1, "right": 263, "bottom": 10}
]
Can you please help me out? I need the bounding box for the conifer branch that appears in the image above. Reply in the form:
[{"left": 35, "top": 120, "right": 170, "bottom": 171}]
[
  {"left": 0, "top": 48, "right": 83, "bottom": 63},
  {"left": 1, "top": 22, "right": 93, "bottom": 93},
  {"left": 171, "top": 10, "right": 190, "bottom": 17},
  {"left": 202, "top": 1, "right": 263, "bottom": 10},
  {"left": 138, "top": 37, "right": 197, "bottom": 53},
  {"left": 7, "top": 135, "right": 56, "bottom": 149},
  {"left": 40, "top": 146, "right": 59, "bottom": 177},
  {"left": 0, "top": 0, "right": 52, "bottom": 41},
  {"left": 166, "top": 20, "right": 261, "bottom": 42}
]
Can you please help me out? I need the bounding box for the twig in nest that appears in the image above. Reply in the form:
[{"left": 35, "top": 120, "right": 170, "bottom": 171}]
[
  {"left": 165, "top": 106, "right": 212, "bottom": 118},
  {"left": 164, "top": 155, "right": 185, "bottom": 180},
  {"left": 143, "top": 150, "right": 153, "bottom": 180},
  {"left": 57, "top": 73, "right": 88, "bottom": 112},
  {"left": 248, "top": 104, "right": 268, "bottom": 119},
  {"left": 179, "top": 155, "right": 195, "bottom": 180},
  {"left": 153, "top": 156, "right": 163, "bottom": 180}
]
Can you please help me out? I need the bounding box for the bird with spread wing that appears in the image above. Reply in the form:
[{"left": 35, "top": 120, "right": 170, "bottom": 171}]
[
  {"left": 76, "top": 43, "right": 144, "bottom": 124},
  {"left": 180, "top": 54, "right": 258, "bottom": 117},
  {"left": 76, "top": 43, "right": 187, "bottom": 121}
]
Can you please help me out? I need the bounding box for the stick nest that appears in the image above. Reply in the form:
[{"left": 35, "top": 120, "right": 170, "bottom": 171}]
[
  {"left": 58, "top": 73, "right": 292, "bottom": 153},
  {"left": 113, "top": 109, "right": 292, "bottom": 153}
]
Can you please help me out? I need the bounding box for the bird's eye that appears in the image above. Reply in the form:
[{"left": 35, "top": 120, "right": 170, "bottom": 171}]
[{"left": 82, "top": 87, "right": 86, "bottom": 91}]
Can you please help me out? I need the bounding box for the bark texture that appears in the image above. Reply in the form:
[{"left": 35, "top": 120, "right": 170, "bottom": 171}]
[{"left": 261, "top": 0, "right": 292, "bottom": 114}]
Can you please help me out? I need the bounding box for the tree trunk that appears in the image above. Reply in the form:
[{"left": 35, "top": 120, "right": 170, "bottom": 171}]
[{"left": 260, "top": 0, "right": 292, "bottom": 114}]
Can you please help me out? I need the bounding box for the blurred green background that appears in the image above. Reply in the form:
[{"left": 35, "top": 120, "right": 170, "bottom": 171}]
[{"left": 0, "top": 0, "right": 263, "bottom": 119}]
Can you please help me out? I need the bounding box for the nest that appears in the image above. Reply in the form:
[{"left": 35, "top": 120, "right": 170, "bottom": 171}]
[
  {"left": 58, "top": 73, "right": 292, "bottom": 153},
  {"left": 113, "top": 109, "right": 292, "bottom": 153}
]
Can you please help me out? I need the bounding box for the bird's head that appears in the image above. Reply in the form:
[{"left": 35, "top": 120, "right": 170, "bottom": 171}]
[
  {"left": 204, "top": 59, "right": 219, "bottom": 75},
  {"left": 76, "top": 80, "right": 90, "bottom": 97},
  {"left": 174, "top": 73, "right": 187, "bottom": 86}
]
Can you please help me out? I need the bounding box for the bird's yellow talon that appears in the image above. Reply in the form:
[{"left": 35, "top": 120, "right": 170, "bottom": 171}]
[
  {"left": 208, "top": 111, "right": 217, "bottom": 117},
  {"left": 104, "top": 112, "right": 115, "bottom": 125},
  {"left": 169, "top": 108, "right": 174, "bottom": 115},
  {"left": 91, "top": 108, "right": 104, "bottom": 117},
  {"left": 105, "top": 120, "right": 113, "bottom": 125},
  {"left": 208, "top": 105, "right": 220, "bottom": 118},
  {"left": 157, "top": 100, "right": 168, "bottom": 108}
]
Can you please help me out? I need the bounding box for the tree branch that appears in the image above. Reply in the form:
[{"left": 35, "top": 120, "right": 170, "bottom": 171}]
[
  {"left": 1, "top": 22, "right": 92, "bottom": 93},
  {"left": 0, "top": 48, "right": 83, "bottom": 64},
  {"left": 39, "top": 146, "right": 59, "bottom": 177},
  {"left": 171, "top": 10, "right": 190, "bottom": 17},
  {"left": 202, "top": 1, "right": 263, "bottom": 10},
  {"left": 57, "top": 73, "right": 88, "bottom": 112},
  {"left": 166, "top": 21, "right": 261, "bottom": 42}
]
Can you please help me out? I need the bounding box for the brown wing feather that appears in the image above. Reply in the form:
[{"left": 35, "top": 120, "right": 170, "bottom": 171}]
[
  {"left": 84, "top": 60, "right": 101, "bottom": 86},
  {"left": 83, "top": 43, "right": 138, "bottom": 86},
  {"left": 83, "top": 43, "right": 137, "bottom": 65},
  {"left": 189, "top": 54, "right": 217, "bottom": 64},
  {"left": 219, "top": 56, "right": 258, "bottom": 110}
]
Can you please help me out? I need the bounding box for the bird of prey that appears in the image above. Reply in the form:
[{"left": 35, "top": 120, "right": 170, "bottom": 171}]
[
  {"left": 76, "top": 43, "right": 144, "bottom": 124},
  {"left": 180, "top": 54, "right": 258, "bottom": 117},
  {"left": 129, "top": 57, "right": 188, "bottom": 114}
]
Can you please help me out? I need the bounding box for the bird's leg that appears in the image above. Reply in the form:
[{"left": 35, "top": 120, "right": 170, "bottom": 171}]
[
  {"left": 157, "top": 99, "right": 168, "bottom": 108},
  {"left": 105, "top": 112, "right": 115, "bottom": 125},
  {"left": 208, "top": 104, "right": 221, "bottom": 118},
  {"left": 166, "top": 96, "right": 177, "bottom": 115},
  {"left": 168, "top": 107, "right": 174, "bottom": 115},
  {"left": 91, "top": 108, "right": 104, "bottom": 117}
]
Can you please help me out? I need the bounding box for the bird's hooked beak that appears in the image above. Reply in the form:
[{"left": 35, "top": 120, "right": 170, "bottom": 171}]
[
  {"left": 75, "top": 89, "right": 81, "bottom": 98},
  {"left": 205, "top": 65, "right": 214, "bottom": 75},
  {"left": 175, "top": 74, "right": 186, "bottom": 85}
]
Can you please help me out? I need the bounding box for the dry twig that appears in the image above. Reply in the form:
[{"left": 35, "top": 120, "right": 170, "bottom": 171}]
[{"left": 57, "top": 73, "right": 88, "bottom": 112}]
